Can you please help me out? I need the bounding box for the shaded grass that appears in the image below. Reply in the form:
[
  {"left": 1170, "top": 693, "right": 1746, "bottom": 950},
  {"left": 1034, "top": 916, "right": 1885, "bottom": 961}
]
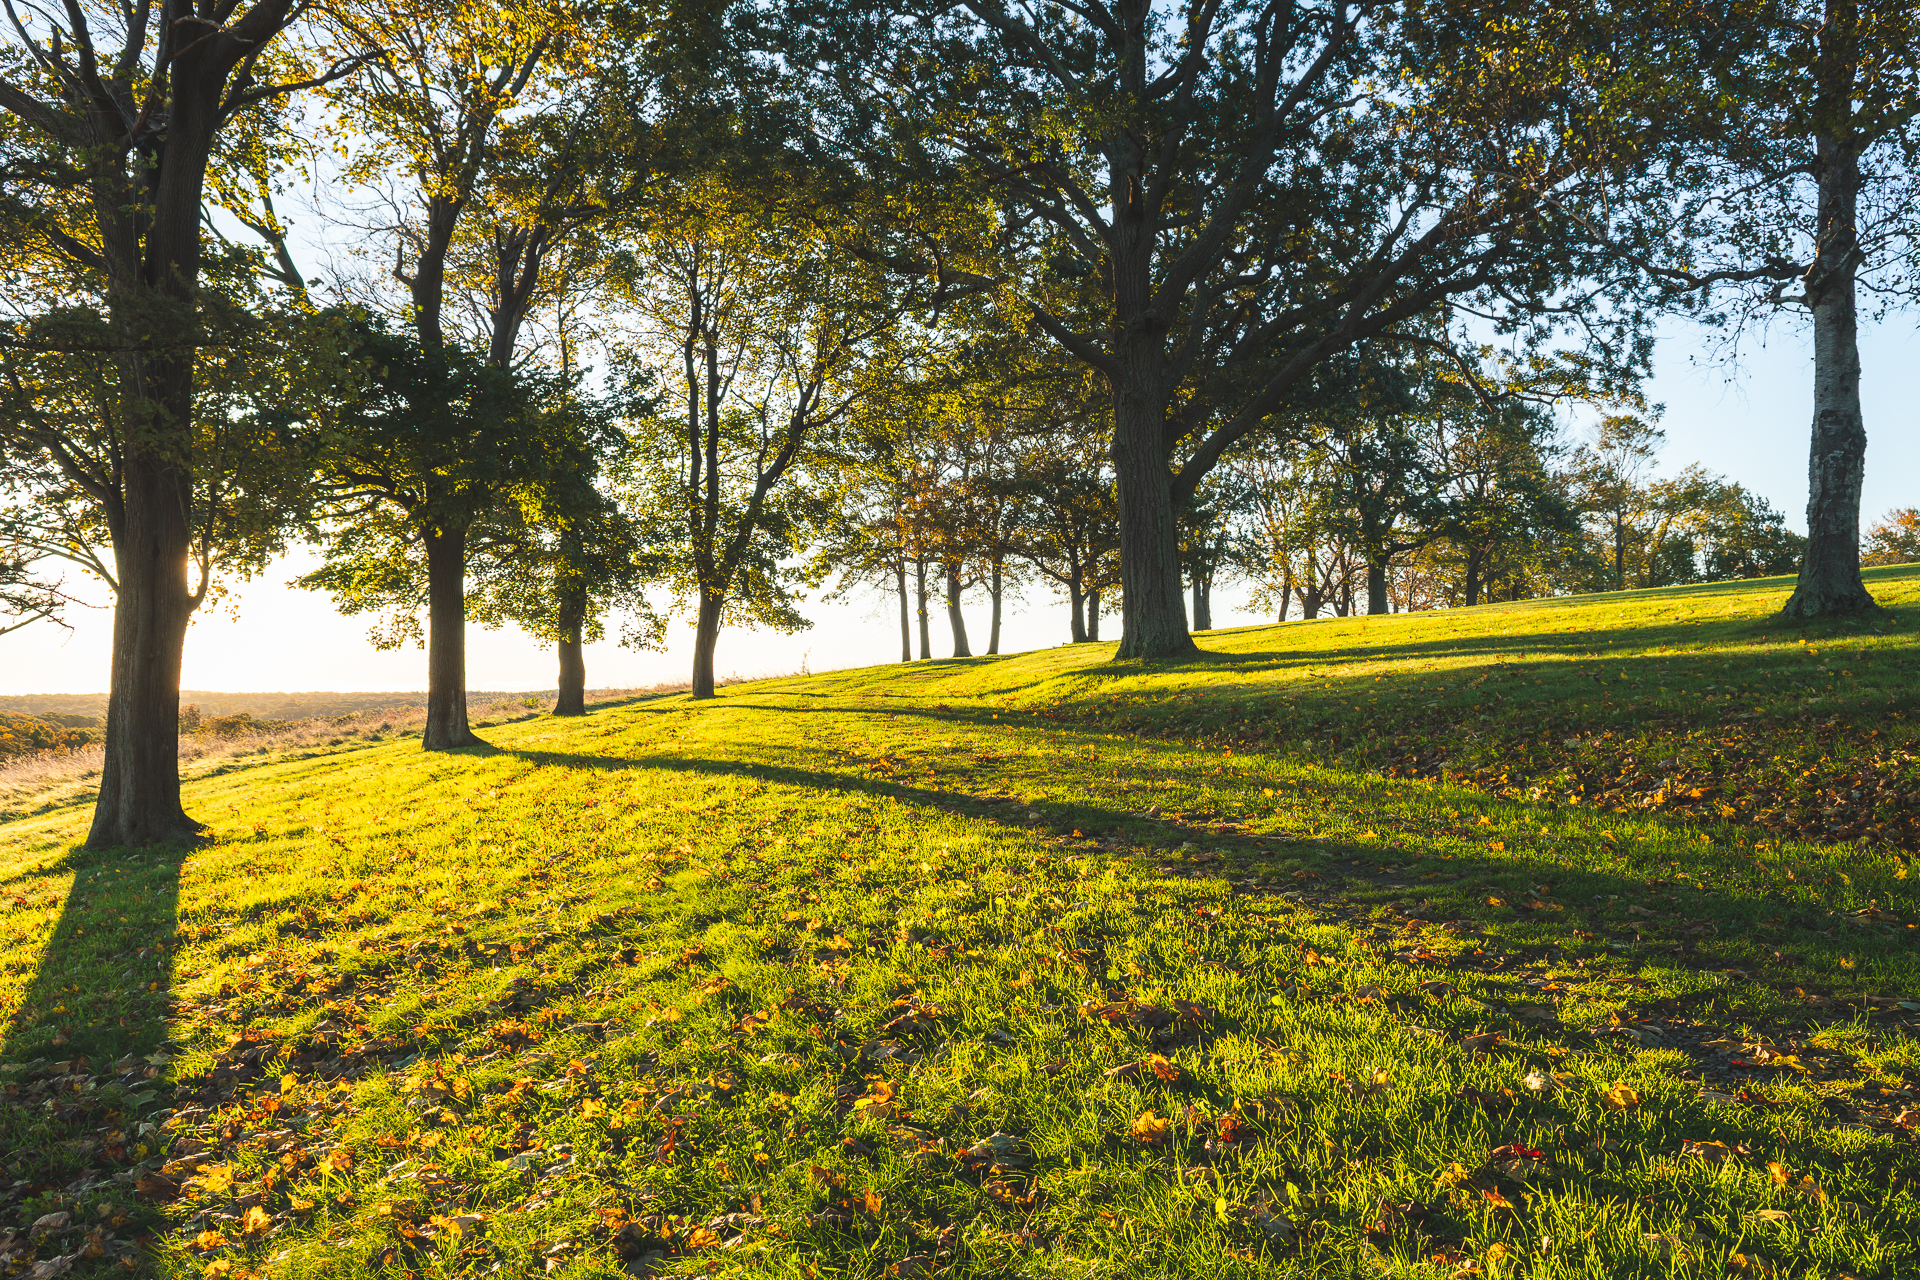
[{"left": 0, "top": 573, "right": 1915, "bottom": 1278}]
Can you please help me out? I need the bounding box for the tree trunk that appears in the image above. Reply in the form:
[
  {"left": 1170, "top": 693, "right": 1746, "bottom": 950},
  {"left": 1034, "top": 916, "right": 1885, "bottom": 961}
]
[
  {"left": 987, "top": 557, "right": 1003, "bottom": 655},
  {"left": 1464, "top": 548, "right": 1483, "bottom": 607},
  {"left": 1069, "top": 574, "right": 1087, "bottom": 642},
  {"left": 1278, "top": 565, "right": 1293, "bottom": 623},
  {"left": 87, "top": 457, "right": 201, "bottom": 849},
  {"left": 1192, "top": 574, "right": 1211, "bottom": 631},
  {"left": 896, "top": 556, "right": 911, "bottom": 662},
  {"left": 945, "top": 561, "right": 971, "bottom": 657},
  {"left": 1614, "top": 513, "right": 1625, "bottom": 592},
  {"left": 1783, "top": 107, "right": 1876, "bottom": 616},
  {"left": 553, "top": 582, "right": 587, "bottom": 716},
  {"left": 914, "top": 556, "right": 931, "bottom": 659},
  {"left": 1087, "top": 588, "right": 1102, "bottom": 641},
  {"left": 83, "top": 56, "right": 230, "bottom": 850},
  {"left": 1366, "top": 556, "right": 1390, "bottom": 616},
  {"left": 422, "top": 525, "right": 480, "bottom": 749},
  {"left": 691, "top": 586, "right": 723, "bottom": 699},
  {"left": 1111, "top": 390, "right": 1194, "bottom": 660}
]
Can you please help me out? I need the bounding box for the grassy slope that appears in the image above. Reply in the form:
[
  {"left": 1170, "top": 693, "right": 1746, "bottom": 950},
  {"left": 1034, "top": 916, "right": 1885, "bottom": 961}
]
[{"left": 1, "top": 567, "right": 1918, "bottom": 1280}]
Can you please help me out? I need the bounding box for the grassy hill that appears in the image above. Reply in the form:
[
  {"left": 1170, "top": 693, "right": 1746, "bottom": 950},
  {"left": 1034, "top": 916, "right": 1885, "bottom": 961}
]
[{"left": 1, "top": 567, "right": 1917, "bottom": 1279}]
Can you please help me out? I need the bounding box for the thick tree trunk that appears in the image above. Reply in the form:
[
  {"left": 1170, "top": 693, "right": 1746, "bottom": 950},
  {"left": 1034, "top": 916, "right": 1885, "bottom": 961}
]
[
  {"left": 1464, "top": 549, "right": 1483, "bottom": 607},
  {"left": 1366, "top": 557, "right": 1390, "bottom": 616},
  {"left": 1087, "top": 588, "right": 1102, "bottom": 641},
  {"left": 423, "top": 526, "right": 480, "bottom": 748},
  {"left": 896, "top": 556, "right": 911, "bottom": 662},
  {"left": 1278, "top": 565, "right": 1293, "bottom": 623},
  {"left": 87, "top": 458, "right": 201, "bottom": 849},
  {"left": 690, "top": 587, "right": 723, "bottom": 699},
  {"left": 1783, "top": 126, "right": 1876, "bottom": 618},
  {"left": 83, "top": 59, "right": 231, "bottom": 850},
  {"left": 1111, "top": 390, "right": 1194, "bottom": 660},
  {"left": 987, "top": 558, "right": 1003, "bottom": 655},
  {"left": 914, "top": 557, "right": 931, "bottom": 659},
  {"left": 553, "top": 582, "right": 587, "bottom": 716},
  {"left": 945, "top": 561, "right": 971, "bottom": 657},
  {"left": 1192, "top": 574, "right": 1211, "bottom": 631},
  {"left": 1068, "top": 575, "right": 1087, "bottom": 642}
]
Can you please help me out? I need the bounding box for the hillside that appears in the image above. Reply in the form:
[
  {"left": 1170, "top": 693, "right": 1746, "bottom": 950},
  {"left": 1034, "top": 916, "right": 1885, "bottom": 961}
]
[{"left": 1, "top": 566, "right": 1917, "bottom": 1278}]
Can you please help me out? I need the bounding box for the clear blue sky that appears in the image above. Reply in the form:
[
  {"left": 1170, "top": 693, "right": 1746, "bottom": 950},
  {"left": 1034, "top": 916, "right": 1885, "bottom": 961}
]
[{"left": 6, "top": 315, "right": 1916, "bottom": 695}]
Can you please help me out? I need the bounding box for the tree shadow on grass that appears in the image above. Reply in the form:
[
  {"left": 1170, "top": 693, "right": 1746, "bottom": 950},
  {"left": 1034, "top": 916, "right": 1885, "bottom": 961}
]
[
  {"left": 498, "top": 744, "right": 1916, "bottom": 987},
  {"left": 1, "top": 841, "right": 185, "bottom": 1064}
]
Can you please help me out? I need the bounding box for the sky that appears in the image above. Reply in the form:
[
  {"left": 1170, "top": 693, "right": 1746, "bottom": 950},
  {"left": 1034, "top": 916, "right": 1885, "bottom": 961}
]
[{"left": 6, "top": 315, "right": 1917, "bottom": 697}]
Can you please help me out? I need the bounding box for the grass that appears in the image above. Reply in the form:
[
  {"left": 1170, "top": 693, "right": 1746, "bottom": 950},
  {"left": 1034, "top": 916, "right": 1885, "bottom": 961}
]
[{"left": 1, "top": 566, "right": 1917, "bottom": 1279}]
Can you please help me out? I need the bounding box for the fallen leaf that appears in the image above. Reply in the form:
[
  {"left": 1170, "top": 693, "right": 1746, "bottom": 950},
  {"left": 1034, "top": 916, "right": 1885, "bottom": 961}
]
[
  {"left": 1130, "top": 1110, "right": 1172, "bottom": 1144},
  {"left": 1600, "top": 1082, "right": 1640, "bottom": 1111}
]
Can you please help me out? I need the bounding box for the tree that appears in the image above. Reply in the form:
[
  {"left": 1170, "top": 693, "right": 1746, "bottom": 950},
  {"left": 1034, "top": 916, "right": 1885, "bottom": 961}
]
[
  {"left": 1573, "top": 415, "right": 1666, "bottom": 592},
  {"left": 1863, "top": 508, "right": 1920, "bottom": 565},
  {"left": 1697, "top": 486, "right": 1805, "bottom": 580},
  {"left": 1600, "top": 0, "right": 1920, "bottom": 616},
  {"left": 307, "top": 0, "right": 636, "bottom": 742},
  {"left": 0, "top": 0, "right": 366, "bottom": 847},
  {"left": 299, "top": 323, "right": 597, "bottom": 740},
  {"left": 794, "top": 0, "right": 1649, "bottom": 658},
  {"left": 467, "top": 407, "right": 660, "bottom": 715},
  {"left": 616, "top": 179, "right": 914, "bottom": 697},
  {"left": 1007, "top": 432, "right": 1122, "bottom": 643}
]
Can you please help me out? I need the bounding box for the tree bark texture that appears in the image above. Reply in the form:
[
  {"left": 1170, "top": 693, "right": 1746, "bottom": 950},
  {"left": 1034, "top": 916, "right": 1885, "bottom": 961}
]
[
  {"left": 691, "top": 587, "right": 723, "bottom": 699},
  {"left": 987, "top": 558, "right": 1003, "bottom": 655},
  {"left": 896, "top": 556, "right": 911, "bottom": 662},
  {"left": 915, "top": 557, "right": 931, "bottom": 659},
  {"left": 422, "top": 527, "right": 480, "bottom": 747},
  {"left": 1783, "top": 117, "right": 1876, "bottom": 616},
  {"left": 1087, "top": 588, "right": 1102, "bottom": 641},
  {"left": 553, "top": 582, "right": 587, "bottom": 715},
  {"left": 945, "top": 561, "right": 971, "bottom": 657},
  {"left": 1111, "top": 386, "right": 1194, "bottom": 659},
  {"left": 1069, "top": 577, "right": 1087, "bottom": 642},
  {"left": 87, "top": 465, "right": 200, "bottom": 849},
  {"left": 1366, "top": 558, "right": 1390, "bottom": 616}
]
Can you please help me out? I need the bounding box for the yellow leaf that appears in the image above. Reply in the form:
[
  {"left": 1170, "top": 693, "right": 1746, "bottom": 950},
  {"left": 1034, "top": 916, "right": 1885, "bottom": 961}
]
[
  {"left": 854, "top": 1080, "right": 897, "bottom": 1111},
  {"left": 1600, "top": 1082, "right": 1640, "bottom": 1111},
  {"left": 1487, "top": 843, "right": 1505, "bottom": 853},
  {"left": 325, "top": 1149, "right": 354, "bottom": 1173},
  {"left": 1768, "top": 1161, "right": 1791, "bottom": 1188},
  {"left": 1146, "top": 1054, "right": 1182, "bottom": 1082},
  {"left": 279, "top": 1072, "right": 299, "bottom": 1094},
  {"left": 240, "top": 1205, "right": 271, "bottom": 1235},
  {"left": 1130, "top": 1109, "right": 1171, "bottom": 1144},
  {"left": 190, "top": 1231, "right": 227, "bottom": 1252},
  {"left": 862, "top": 1188, "right": 883, "bottom": 1214},
  {"left": 580, "top": 1097, "right": 606, "bottom": 1117},
  {"left": 197, "top": 1165, "right": 235, "bottom": 1195}
]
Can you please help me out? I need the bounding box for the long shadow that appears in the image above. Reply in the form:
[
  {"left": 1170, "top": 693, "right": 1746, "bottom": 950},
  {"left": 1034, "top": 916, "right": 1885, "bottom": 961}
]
[
  {"left": 500, "top": 744, "right": 1916, "bottom": 982},
  {"left": 1, "top": 841, "right": 185, "bottom": 1064}
]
